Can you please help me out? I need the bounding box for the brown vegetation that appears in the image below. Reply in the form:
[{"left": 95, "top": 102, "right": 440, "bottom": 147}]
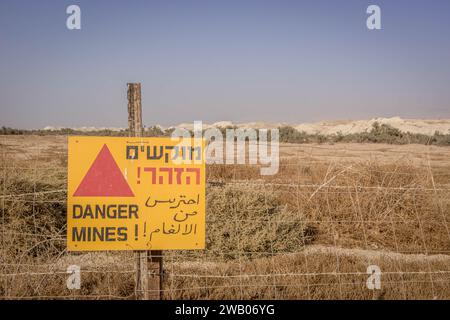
[{"left": 1, "top": 135, "right": 449, "bottom": 299}]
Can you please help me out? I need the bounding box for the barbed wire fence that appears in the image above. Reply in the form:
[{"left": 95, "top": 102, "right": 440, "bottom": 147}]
[{"left": 1, "top": 137, "right": 450, "bottom": 299}]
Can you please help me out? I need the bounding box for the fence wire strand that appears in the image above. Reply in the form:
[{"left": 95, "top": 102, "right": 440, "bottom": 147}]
[{"left": 1, "top": 136, "right": 450, "bottom": 300}]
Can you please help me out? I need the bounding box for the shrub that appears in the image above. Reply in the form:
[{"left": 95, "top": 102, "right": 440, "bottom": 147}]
[
  {"left": 205, "top": 185, "right": 311, "bottom": 259},
  {"left": 277, "top": 123, "right": 450, "bottom": 146}
]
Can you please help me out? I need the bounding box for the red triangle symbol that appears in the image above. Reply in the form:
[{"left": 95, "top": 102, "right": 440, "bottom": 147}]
[{"left": 73, "top": 144, "right": 134, "bottom": 197}]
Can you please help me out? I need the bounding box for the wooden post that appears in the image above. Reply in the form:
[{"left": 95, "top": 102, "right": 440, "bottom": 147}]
[
  {"left": 127, "top": 83, "right": 143, "bottom": 137},
  {"left": 148, "top": 250, "right": 163, "bottom": 300},
  {"left": 127, "top": 83, "right": 163, "bottom": 300}
]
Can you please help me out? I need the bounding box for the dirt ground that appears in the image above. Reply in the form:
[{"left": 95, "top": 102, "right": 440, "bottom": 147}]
[{"left": 1, "top": 135, "right": 449, "bottom": 299}]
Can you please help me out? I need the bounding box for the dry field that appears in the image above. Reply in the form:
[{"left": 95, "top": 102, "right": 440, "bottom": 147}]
[{"left": 1, "top": 135, "right": 450, "bottom": 299}]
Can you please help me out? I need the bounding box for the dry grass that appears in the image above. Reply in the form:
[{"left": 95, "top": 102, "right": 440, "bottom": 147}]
[
  {"left": 166, "top": 246, "right": 450, "bottom": 300},
  {"left": 1, "top": 135, "right": 449, "bottom": 299}
]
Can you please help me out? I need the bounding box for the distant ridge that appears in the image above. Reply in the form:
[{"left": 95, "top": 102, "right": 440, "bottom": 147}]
[
  {"left": 42, "top": 117, "right": 450, "bottom": 136},
  {"left": 172, "top": 117, "right": 450, "bottom": 135}
]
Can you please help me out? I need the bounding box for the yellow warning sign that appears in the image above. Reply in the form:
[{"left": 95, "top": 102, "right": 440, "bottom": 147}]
[{"left": 67, "top": 136, "right": 205, "bottom": 251}]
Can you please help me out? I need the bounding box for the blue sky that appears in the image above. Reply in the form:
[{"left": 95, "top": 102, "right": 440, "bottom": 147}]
[{"left": 1, "top": 0, "right": 450, "bottom": 128}]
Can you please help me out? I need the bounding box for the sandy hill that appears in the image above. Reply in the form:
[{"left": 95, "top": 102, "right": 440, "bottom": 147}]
[
  {"left": 42, "top": 117, "right": 450, "bottom": 135},
  {"left": 174, "top": 117, "right": 450, "bottom": 135}
]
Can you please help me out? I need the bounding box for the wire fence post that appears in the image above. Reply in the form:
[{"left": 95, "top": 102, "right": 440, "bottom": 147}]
[{"left": 127, "top": 83, "right": 162, "bottom": 300}]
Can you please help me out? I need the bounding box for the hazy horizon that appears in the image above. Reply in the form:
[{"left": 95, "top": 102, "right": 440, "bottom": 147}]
[{"left": 1, "top": 0, "right": 450, "bottom": 129}]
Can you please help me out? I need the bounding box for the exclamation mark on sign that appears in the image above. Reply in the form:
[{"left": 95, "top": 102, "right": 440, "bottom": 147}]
[
  {"left": 134, "top": 224, "right": 138, "bottom": 241},
  {"left": 137, "top": 167, "right": 141, "bottom": 184},
  {"left": 143, "top": 222, "right": 147, "bottom": 238}
]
